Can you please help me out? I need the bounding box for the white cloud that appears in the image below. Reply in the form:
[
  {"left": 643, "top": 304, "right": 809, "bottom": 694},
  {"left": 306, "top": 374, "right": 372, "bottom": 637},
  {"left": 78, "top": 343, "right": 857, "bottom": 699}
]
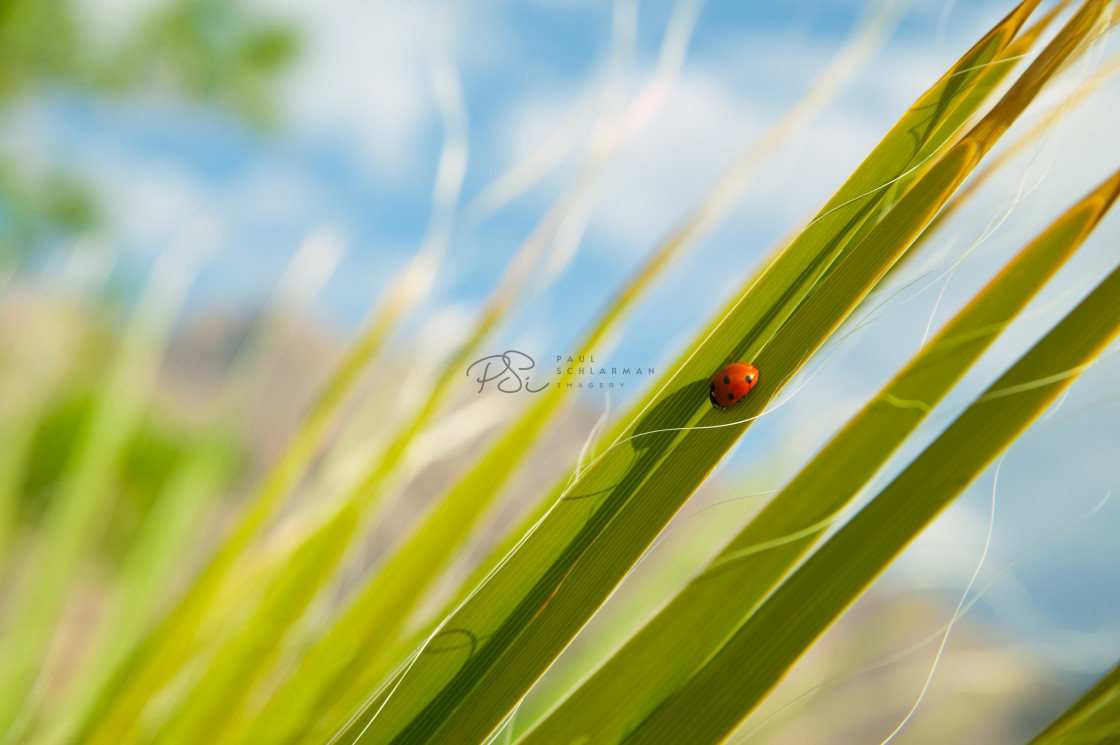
[
  {"left": 586, "top": 68, "right": 765, "bottom": 248},
  {"left": 92, "top": 161, "right": 219, "bottom": 249},
  {"left": 260, "top": 0, "right": 452, "bottom": 178}
]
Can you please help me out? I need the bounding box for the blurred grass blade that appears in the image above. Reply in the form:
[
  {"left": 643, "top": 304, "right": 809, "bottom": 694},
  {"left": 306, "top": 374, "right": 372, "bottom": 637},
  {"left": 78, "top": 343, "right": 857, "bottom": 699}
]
[
  {"left": 0, "top": 248, "right": 115, "bottom": 563},
  {"left": 620, "top": 250, "right": 1120, "bottom": 745},
  {"left": 142, "top": 5, "right": 715, "bottom": 741},
  {"left": 69, "top": 6, "right": 682, "bottom": 738},
  {"left": 1029, "top": 662, "right": 1120, "bottom": 745},
  {"left": 42, "top": 232, "right": 343, "bottom": 745},
  {"left": 116, "top": 230, "right": 343, "bottom": 648},
  {"left": 149, "top": 502, "right": 360, "bottom": 745},
  {"left": 330, "top": 2, "right": 1103, "bottom": 741},
  {"left": 64, "top": 61, "right": 470, "bottom": 745},
  {"left": 62, "top": 257, "right": 407, "bottom": 745},
  {"left": 520, "top": 166, "right": 1120, "bottom": 745},
  {"left": 238, "top": 7, "right": 901, "bottom": 741},
  {"left": 0, "top": 228, "right": 212, "bottom": 736}
]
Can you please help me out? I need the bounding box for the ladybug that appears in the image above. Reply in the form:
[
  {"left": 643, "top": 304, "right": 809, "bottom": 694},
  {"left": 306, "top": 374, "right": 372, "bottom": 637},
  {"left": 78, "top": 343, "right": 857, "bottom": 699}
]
[{"left": 709, "top": 362, "right": 759, "bottom": 408}]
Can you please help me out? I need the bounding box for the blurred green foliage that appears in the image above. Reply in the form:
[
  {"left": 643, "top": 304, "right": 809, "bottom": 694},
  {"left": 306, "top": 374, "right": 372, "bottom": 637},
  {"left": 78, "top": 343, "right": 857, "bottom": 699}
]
[
  {"left": 19, "top": 387, "right": 243, "bottom": 562},
  {"left": 0, "top": 0, "right": 298, "bottom": 261},
  {"left": 108, "top": 0, "right": 299, "bottom": 121}
]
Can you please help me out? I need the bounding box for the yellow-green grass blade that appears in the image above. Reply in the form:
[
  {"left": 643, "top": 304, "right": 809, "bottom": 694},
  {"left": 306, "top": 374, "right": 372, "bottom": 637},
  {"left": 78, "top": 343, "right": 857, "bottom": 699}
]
[
  {"left": 832, "top": 0, "right": 1071, "bottom": 277},
  {"left": 42, "top": 241, "right": 342, "bottom": 745},
  {"left": 80, "top": 47, "right": 665, "bottom": 740},
  {"left": 0, "top": 248, "right": 115, "bottom": 564},
  {"left": 238, "top": 11, "right": 903, "bottom": 741},
  {"left": 1029, "top": 662, "right": 1120, "bottom": 745},
  {"left": 69, "top": 66, "right": 462, "bottom": 740},
  {"left": 848, "top": 0, "right": 1066, "bottom": 247},
  {"left": 76, "top": 38, "right": 640, "bottom": 742},
  {"left": 197, "top": 317, "right": 536, "bottom": 744},
  {"left": 188, "top": 215, "right": 588, "bottom": 745},
  {"left": 520, "top": 166, "right": 1120, "bottom": 745},
  {"left": 0, "top": 369, "right": 46, "bottom": 556},
  {"left": 0, "top": 241, "right": 205, "bottom": 737},
  {"left": 332, "top": 4, "right": 1099, "bottom": 741},
  {"left": 877, "top": 43, "right": 1119, "bottom": 296},
  {"left": 241, "top": 378, "right": 573, "bottom": 743},
  {"left": 444, "top": 0, "right": 1050, "bottom": 615},
  {"left": 66, "top": 154, "right": 460, "bottom": 741},
  {"left": 65, "top": 239, "right": 452, "bottom": 745},
  {"left": 0, "top": 310, "right": 86, "bottom": 562},
  {"left": 619, "top": 244, "right": 1120, "bottom": 745},
  {"left": 913, "top": 0, "right": 1070, "bottom": 167},
  {"left": 159, "top": 11, "right": 715, "bottom": 740},
  {"left": 109, "top": 235, "right": 342, "bottom": 644},
  {"left": 344, "top": 142, "right": 974, "bottom": 745},
  {"left": 62, "top": 288, "right": 404, "bottom": 745},
  {"left": 246, "top": 236, "right": 705, "bottom": 745},
  {"left": 145, "top": 501, "right": 359, "bottom": 745}
]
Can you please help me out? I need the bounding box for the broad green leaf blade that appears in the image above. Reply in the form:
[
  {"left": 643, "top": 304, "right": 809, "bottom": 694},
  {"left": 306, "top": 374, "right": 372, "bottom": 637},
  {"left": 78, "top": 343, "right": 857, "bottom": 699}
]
[
  {"left": 849, "top": 0, "right": 1074, "bottom": 288},
  {"left": 352, "top": 144, "right": 972, "bottom": 745},
  {"left": 73, "top": 27, "right": 658, "bottom": 738},
  {"left": 620, "top": 229, "right": 1120, "bottom": 745},
  {"left": 519, "top": 167, "right": 1120, "bottom": 745},
  {"left": 238, "top": 10, "right": 901, "bottom": 742},
  {"left": 445, "top": 0, "right": 1049, "bottom": 617},
  {"left": 1029, "top": 662, "right": 1120, "bottom": 745},
  {"left": 334, "top": 3, "right": 1093, "bottom": 741}
]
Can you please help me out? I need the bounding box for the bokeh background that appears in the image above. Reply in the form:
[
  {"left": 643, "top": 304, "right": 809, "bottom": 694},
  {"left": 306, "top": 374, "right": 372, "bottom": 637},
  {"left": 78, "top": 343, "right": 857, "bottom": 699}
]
[{"left": 2, "top": 0, "right": 1119, "bottom": 742}]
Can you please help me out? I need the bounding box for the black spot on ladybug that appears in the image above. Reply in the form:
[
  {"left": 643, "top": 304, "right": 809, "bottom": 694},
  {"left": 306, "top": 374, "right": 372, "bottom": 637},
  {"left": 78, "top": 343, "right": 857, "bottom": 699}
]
[
  {"left": 727, "top": 392, "right": 734, "bottom": 400},
  {"left": 723, "top": 375, "right": 730, "bottom": 384},
  {"left": 744, "top": 376, "right": 750, "bottom": 382}
]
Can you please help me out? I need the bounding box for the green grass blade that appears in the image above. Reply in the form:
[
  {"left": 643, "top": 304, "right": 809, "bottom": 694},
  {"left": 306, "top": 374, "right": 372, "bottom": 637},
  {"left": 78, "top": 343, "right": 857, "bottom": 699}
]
[
  {"left": 0, "top": 249, "right": 114, "bottom": 565},
  {"left": 350, "top": 146, "right": 971, "bottom": 745},
  {"left": 1029, "top": 662, "right": 1120, "bottom": 744},
  {"left": 237, "top": 10, "right": 903, "bottom": 741},
  {"left": 62, "top": 290, "right": 403, "bottom": 745},
  {"left": 330, "top": 3, "right": 1097, "bottom": 741},
  {"left": 520, "top": 166, "right": 1120, "bottom": 745},
  {"left": 68, "top": 103, "right": 464, "bottom": 738},
  {"left": 841, "top": 0, "right": 1072, "bottom": 282},
  {"left": 69, "top": 25, "right": 650, "bottom": 740},
  {"left": 0, "top": 241, "right": 205, "bottom": 736},
  {"left": 619, "top": 224, "right": 1120, "bottom": 745},
  {"left": 41, "top": 240, "right": 342, "bottom": 745},
  {"left": 149, "top": 501, "right": 360, "bottom": 745}
]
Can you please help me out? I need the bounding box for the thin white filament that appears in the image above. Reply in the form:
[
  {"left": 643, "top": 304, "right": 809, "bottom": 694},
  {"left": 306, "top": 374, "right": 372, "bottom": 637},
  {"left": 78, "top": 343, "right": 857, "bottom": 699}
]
[{"left": 876, "top": 454, "right": 1002, "bottom": 745}]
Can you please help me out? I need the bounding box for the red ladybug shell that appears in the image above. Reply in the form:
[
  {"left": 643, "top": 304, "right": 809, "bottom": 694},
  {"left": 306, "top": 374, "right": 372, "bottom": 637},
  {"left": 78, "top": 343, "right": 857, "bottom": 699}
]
[{"left": 710, "top": 362, "right": 759, "bottom": 408}]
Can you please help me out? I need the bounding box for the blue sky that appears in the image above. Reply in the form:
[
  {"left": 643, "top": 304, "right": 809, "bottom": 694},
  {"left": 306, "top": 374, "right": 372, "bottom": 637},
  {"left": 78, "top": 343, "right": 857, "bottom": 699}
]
[{"left": 7, "top": 0, "right": 1120, "bottom": 690}]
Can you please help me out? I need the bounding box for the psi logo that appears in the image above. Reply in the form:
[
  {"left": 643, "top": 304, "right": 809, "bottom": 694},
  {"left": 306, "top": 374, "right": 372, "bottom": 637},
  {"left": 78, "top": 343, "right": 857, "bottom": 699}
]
[{"left": 467, "top": 351, "right": 548, "bottom": 393}]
